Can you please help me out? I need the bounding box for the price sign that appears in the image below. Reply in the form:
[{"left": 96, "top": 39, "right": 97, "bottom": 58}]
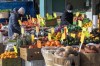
[
  {"left": 53, "top": 12, "right": 57, "bottom": 18},
  {"left": 36, "top": 26, "right": 39, "bottom": 33},
  {"left": 31, "top": 34, "right": 34, "bottom": 43},
  {"left": 78, "top": 20, "right": 82, "bottom": 27},
  {"left": 48, "top": 33, "right": 51, "bottom": 41},
  {"left": 21, "top": 27, "right": 25, "bottom": 34},
  {"left": 80, "top": 32, "right": 85, "bottom": 44},
  {"left": 18, "top": 20, "right": 22, "bottom": 25},
  {"left": 51, "top": 27, "right": 55, "bottom": 34},
  {"left": 61, "top": 33, "right": 66, "bottom": 41},
  {"left": 13, "top": 46, "right": 18, "bottom": 53},
  {"left": 71, "top": 33, "right": 75, "bottom": 38}
]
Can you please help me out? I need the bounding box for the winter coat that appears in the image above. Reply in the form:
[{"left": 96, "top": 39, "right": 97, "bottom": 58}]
[
  {"left": 61, "top": 11, "right": 73, "bottom": 25},
  {"left": 8, "top": 11, "right": 21, "bottom": 38}
]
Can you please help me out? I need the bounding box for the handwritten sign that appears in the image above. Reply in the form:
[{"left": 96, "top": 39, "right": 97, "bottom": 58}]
[
  {"left": 21, "top": 27, "right": 24, "bottom": 34},
  {"left": 18, "top": 20, "right": 22, "bottom": 25},
  {"left": 36, "top": 26, "right": 39, "bottom": 33},
  {"left": 61, "top": 33, "right": 66, "bottom": 41},
  {"left": 53, "top": 12, "right": 57, "bottom": 18},
  {"left": 31, "top": 34, "right": 34, "bottom": 43},
  {"left": 48, "top": 33, "right": 51, "bottom": 41},
  {"left": 51, "top": 27, "right": 55, "bottom": 34},
  {"left": 78, "top": 20, "right": 82, "bottom": 27},
  {"left": 71, "top": 33, "right": 75, "bottom": 38},
  {"left": 80, "top": 32, "right": 85, "bottom": 44},
  {"left": 13, "top": 46, "right": 17, "bottom": 53}
]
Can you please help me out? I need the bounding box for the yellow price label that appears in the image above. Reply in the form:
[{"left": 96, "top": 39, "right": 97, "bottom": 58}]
[
  {"left": 36, "top": 15, "right": 39, "bottom": 18},
  {"left": 61, "top": 33, "right": 66, "bottom": 41},
  {"left": 21, "top": 27, "right": 24, "bottom": 34},
  {"left": 18, "top": 20, "right": 22, "bottom": 25},
  {"left": 51, "top": 27, "right": 55, "bottom": 34},
  {"left": 71, "top": 33, "right": 75, "bottom": 38},
  {"left": 78, "top": 20, "right": 82, "bottom": 27},
  {"left": 48, "top": 33, "right": 51, "bottom": 41},
  {"left": 53, "top": 12, "right": 57, "bottom": 18},
  {"left": 46, "top": 13, "right": 49, "bottom": 18},
  {"left": 76, "top": 12, "right": 80, "bottom": 17},
  {"left": 80, "top": 32, "right": 85, "bottom": 44},
  {"left": 41, "top": 18, "right": 45, "bottom": 26},
  {"left": 36, "top": 26, "right": 39, "bottom": 33},
  {"left": 13, "top": 46, "right": 18, "bottom": 53},
  {"left": 31, "top": 34, "right": 34, "bottom": 43}
]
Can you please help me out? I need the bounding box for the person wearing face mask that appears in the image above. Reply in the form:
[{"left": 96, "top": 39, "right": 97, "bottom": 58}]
[
  {"left": 8, "top": 7, "right": 25, "bottom": 38},
  {"left": 61, "top": 3, "right": 73, "bottom": 25}
]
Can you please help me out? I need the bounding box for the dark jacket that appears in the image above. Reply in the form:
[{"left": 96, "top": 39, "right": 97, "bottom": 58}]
[
  {"left": 61, "top": 11, "right": 73, "bottom": 25},
  {"left": 8, "top": 9, "right": 21, "bottom": 37}
]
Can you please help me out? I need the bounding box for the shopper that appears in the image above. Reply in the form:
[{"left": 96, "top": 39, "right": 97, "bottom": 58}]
[
  {"left": 8, "top": 7, "right": 25, "bottom": 38},
  {"left": 61, "top": 3, "right": 73, "bottom": 25}
]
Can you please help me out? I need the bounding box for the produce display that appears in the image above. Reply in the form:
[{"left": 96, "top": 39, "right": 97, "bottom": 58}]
[
  {"left": 0, "top": 10, "right": 100, "bottom": 66},
  {"left": 0, "top": 51, "right": 18, "bottom": 59}
]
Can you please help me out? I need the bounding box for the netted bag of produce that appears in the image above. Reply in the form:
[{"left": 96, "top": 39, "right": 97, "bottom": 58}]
[
  {"left": 41, "top": 47, "right": 58, "bottom": 66},
  {"left": 53, "top": 46, "right": 80, "bottom": 66}
]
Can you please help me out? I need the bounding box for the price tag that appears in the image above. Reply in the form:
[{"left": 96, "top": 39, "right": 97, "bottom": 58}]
[
  {"left": 36, "top": 15, "right": 39, "bottom": 18},
  {"left": 80, "top": 32, "right": 85, "bottom": 44},
  {"left": 40, "top": 18, "right": 45, "bottom": 26},
  {"left": 76, "top": 12, "right": 80, "bottom": 17},
  {"left": 53, "top": 12, "right": 57, "bottom": 18},
  {"left": 78, "top": 20, "right": 82, "bottom": 27},
  {"left": 82, "top": 14, "right": 85, "bottom": 18},
  {"left": 48, "top": 33, "right": 51, "bottom": 41},
  {"left": 13, "top": 46, "right": 18, "bottom": 53},
  {"left": 31, "top": 34, "right": 34, "bottom": 43},
  {"left": 36, "top": 26, "right": 39, "bottom": 33},
  {"left": 46, "top": 13, "right": 49, "bottom": 18},
  {"left": 21, "top": 27, "right": 24, "bottom": 34},
  {"left": 18, "top": 20, "right": 22, "bottom": 25},
  {"left": 71, "top": 33, "right": 75, "bottom": 38},
  {"left": 51, "top": 27, "right": 55, "bottom": 34},
  {"left": 64, "top": 26, "right": 68, "bottom": 36},
  {"left": 61, "top": 33, "right": 66, "bottom": 41}
]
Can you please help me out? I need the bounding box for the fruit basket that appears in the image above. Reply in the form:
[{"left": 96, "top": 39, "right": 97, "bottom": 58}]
[
  {"left": 53, "top": 54, "right": 80, "bottom": 66},
  {"left": 80, "top": 53, "right": 100, "bottom": 66},
  {"left": 41, "top": 47, "right": 58, "bottom": 66}
]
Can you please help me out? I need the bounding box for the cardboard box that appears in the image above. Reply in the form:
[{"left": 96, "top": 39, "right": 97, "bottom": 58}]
[
  {"left": 20, "top": 48, "right": 43, "bottom": 61},
  {"left": 0, "top": 58, "right": 21, "bottom": 66}
]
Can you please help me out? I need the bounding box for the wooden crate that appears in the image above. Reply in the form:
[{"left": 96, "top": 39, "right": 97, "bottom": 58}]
[
  {"left": 20, "top": 47, "right": 43, "bottom": 61},
  {"left": 80, "top": 53, "right": 100, "bottom": 66},
  {"left": 45, "top": 18, "right": 57, "bottom": 27},
  {"left": 0, "top": 58, "right": 21, "bottom": 66}
]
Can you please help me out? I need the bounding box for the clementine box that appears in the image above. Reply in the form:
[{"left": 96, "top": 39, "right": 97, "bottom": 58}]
[{"left": 0, "top": 58, "right": 21, "bottom": 66}]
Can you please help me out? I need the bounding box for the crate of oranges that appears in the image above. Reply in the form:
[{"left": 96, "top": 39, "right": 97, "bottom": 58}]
[{"left": 0, "top": 51, "right": 21, "bottom": 66}]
